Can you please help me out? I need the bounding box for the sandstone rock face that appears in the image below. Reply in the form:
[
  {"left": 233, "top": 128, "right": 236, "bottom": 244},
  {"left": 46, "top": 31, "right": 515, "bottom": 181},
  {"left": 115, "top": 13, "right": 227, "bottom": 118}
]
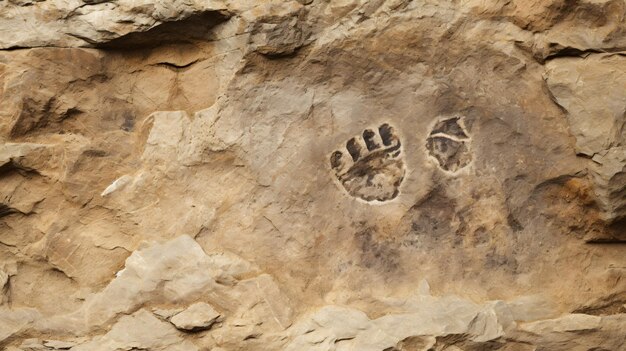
[
  {"left": 169, "top": 302, "right": 221, "bottom": 331},
  {"left": 1, "top": 0, "right": 625, "bottom": 350},
  {"left": 545, "top": 54, "right": 626, "bottom": 232}
]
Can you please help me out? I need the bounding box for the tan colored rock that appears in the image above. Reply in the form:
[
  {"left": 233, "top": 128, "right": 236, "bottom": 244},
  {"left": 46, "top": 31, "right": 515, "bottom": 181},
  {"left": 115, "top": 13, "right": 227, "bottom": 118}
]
[
  {"left": 1, "top": 0, "right": 626, "bottom": 350},
  {"left": 284, "top": 294, "right": 507, "bottom": 351},
  {"left": 0, "top": 308, "right": 40, "bottom": 344},
  {"left": 0, "top": 144, "right": 53, "bottom": 217},
  {"left": 0, "top": 0, "right": 306, "bottom": 49},
  {"left": 465, "top": 0, "right": 626, "bottom": 60},
  {"left": 545, "top": 55, "right": 626, "bottom": 157},
  {"left": 248, "top": 8, "right": 312, "bottom": 57},
  {"left": 513, "top": 313, "right": 626, "bottom": 351},
  {"left": 42, "top": 339, "right": 78, "bottom": 350},
  {"left": 0, "top": 235, "right": 293, "bottom": 350},
  {"left": 0, "top": 0, "right": 228, "bottom": 49},
  {"left": 520, "top": 313, "right": 601, "bottom": 333},
  {"left": 170, "top": 302, "right": 221, "bottom": 331},
  {"left": 153, "top": 307, "right": 185, "bottom": 320},
  {"left": 545, "top": 55, "right": 626, "bottom": 228},
  {"left": 590, "top": 147, "right": 626, "bottom": 226},
  {"left": 72, "top": 309, "right": 198, "bottom": 351},
  {"left": 0, "top": 262, "right": 16, "bottom": 306},
  {"left": 72, "top": 235, "right": 258, "bottom": 327}
]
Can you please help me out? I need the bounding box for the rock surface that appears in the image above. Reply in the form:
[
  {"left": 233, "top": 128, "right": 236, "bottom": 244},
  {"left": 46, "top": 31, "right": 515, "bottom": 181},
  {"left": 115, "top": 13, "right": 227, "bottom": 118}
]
[
  {"left": 0, "top": 0, "right": 625, "bottom": 350},
  {"left": 169, "top": 302, "right": 221, "bottom": 331}
]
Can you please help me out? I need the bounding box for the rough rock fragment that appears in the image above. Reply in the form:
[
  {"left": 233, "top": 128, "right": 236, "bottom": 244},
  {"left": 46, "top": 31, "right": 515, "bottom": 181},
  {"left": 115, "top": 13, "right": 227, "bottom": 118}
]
[
  {"left": 0, "top": 0, "right": 305, "bottom": 49},
  {"left": 153, "top": 307, "right": 185, "bottom": 320},
  {"left": 545, "top": 54, "right": 626, "bottom": 227},
  {"left": 170, "top": 302, "right": 221, "bottom": 331},
  {"left": 534, "top": 0, "right": 626, "bottom": 60},
  {"left": 0, "top": 308, "right": 40, "bottom": 345},
  {"left": 590, "top": 147, "right": 626, "bottom": 226},
  {"left": 520, "top": 313, "right": 601, "bottom": 333},
  {"left": 284, "top": 298, "right": 626, "bottom": 351},
  {"left": 0, "top": 143, "right": 55, "bottom": 218},
  {"left": 574, "top": 290, "right": 626, "bottom": 316},
  {"left": 0, "top": 144, "right": 50, "bottom": 172},
  {"left": 0, "top": 1, "right": 231, "bottom": 48},
  {"left": 513, "top": 313, "right": 626, "bottom": 351},
  {"left": 10, "top": 233, "right": 295, "bottom": 351},
  {"left": 0, "top": 49, "right": 106, "bottom": 138},
  {"left": 74, "top": 235, "right": 258, "bottom": 327},
  {"left": 471, "top": 0, "right": 626, "bottom": 60},
  {"left": 42, "top": 340, "right": 76, "bottom": 349},
  {"left": 249, "top": 10, "right": 312, "bottom": 56},
  {"left": 95, "top": 11, "right": 231, "bottom": 49},
  {"left": 545, "top": 55, "right": 626, "bottom": 157},
  {"left": 0, "top": 271, "right": 9, "bottom": 305},
  {"left": 235, "top": 273, "right": 294, "bottom": 330},
  {"left": 285, "top": 294, "right": 507, "bottom": 351},
  {"left": 0, "top": 262, "right": 16, "bottom": 305},
  {"left": 72, "top": 309, "right": 198, "bottom": 351}
]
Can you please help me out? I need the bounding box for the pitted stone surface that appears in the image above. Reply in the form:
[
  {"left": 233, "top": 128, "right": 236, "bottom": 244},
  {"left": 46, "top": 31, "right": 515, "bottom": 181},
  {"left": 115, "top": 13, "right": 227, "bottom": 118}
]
[{"left": 0, "top": 0, "right": 625, "bottom": 350}]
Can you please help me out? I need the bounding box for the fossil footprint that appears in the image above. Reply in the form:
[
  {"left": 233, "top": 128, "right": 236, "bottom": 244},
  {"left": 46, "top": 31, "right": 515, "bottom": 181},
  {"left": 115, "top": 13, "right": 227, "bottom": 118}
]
[
  {"left": 426, "top": 116, "right": 472, "bottom": 173},
  {"left": 330, "top": 124, "right": 405, "bottom": 202}
]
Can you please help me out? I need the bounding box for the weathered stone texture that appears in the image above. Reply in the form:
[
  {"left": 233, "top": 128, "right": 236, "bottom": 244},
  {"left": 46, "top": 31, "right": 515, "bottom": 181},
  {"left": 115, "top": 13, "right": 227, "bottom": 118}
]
[{"left": 0, "top": 0, "right": 625, "bottom": 350}]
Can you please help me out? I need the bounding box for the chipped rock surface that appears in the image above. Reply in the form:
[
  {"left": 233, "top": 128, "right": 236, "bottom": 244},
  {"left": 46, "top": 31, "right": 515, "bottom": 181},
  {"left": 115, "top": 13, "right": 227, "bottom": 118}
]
[
  {"left": 169, "top": 302, "right": 221, "bottom": 331},
  {"left": 0, "top": 0, "right": 625, "bottom": 350}
]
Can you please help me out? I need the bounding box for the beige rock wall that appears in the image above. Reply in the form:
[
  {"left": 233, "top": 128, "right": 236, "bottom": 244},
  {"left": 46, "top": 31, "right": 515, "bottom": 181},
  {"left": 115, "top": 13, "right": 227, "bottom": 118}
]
[{"left": 0, "top": 0, "right": 625, "bottom": 350}]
